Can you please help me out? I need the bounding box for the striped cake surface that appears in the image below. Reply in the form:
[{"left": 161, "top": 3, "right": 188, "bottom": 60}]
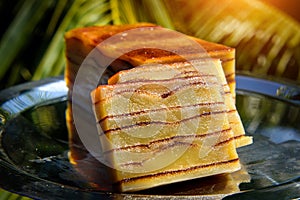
[
  {"left": 91, "top": 60, "right": 242, "bottom": 192},
  {"left": 64, "top": 23, "right": 252, "bottom": 192}
]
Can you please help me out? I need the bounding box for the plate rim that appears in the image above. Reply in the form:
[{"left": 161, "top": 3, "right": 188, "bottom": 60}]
[{"left": 0, "top": 74, "right": 300, "bottom": 199}]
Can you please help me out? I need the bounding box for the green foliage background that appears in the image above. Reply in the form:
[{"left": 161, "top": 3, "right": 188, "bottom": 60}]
[
  {"left": 0, "top": 0, "right": 176, "bottom": 89},
  {"left": 1, "top": 0, "right": 300, "bottom": 91},
  {"left": 0, "top": 0, "right": 299, "bottom": 199}
]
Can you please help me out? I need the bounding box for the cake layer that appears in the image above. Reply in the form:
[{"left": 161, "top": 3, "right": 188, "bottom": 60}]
[
  {"left": 113, "top": 142, "right": 240, "bottom": 192},
  {"left": 65, "top": 23, "right": 250, "bottom": 192},
  {"left": 91, "top": 68, "right": 241, "bottom": 191},
  {"left": 92, "top": 76, "right": 227, "bottom": 143},
  {"left": 107, "top": 59, "right": 252, "bottom": 147},
  {"left": 64, "top": 23, "right": 236, "bottom": 97},
  {"left": 142, "top": 165, "right": 250, "bottom": 197}
]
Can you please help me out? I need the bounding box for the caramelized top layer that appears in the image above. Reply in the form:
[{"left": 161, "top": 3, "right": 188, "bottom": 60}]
[{"left": 65, "top": 23, "right": 235, "bottom": 67}]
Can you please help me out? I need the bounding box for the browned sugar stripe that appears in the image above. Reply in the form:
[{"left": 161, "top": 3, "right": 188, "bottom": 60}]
[
  {"left": 99, "top": 101, "right": 225, "bottom": 123},
  {"left": 227, "top": 80, "right": 236, "bottom": 84},
  {"left": 225, "top": 91, "right": 231, "bottom": 95},
  {"left": 173, "top": 69, "right": 218, "bottom": 78},
  {"left": 66, "top": 56, "right": 81, "bottom": 67},
  {"left": 225, "top": 73, "right": 236, "bottom": 84},
  {"left": 173, "top": 70, "right": 200, "bottom": 78},
  {"left": 225, "top": 72, "right": 235, "bottom": 79},
  {"left": 227, "top": 109, "right": 237, "bottom": 114},
  {"left": 105, "top": 128, "right": 232, "bottom": 153},
  {"left": 220, "top": 57, "right": 235, "bottom": 63},
  {"left": 94, "top": 80, "right": 221, "bottom": 104},
  {"left": 227, "top": 78, "right": 236, "bottom": 84},
  {"left": 116, "top": 74, "right": 215, "bottom": 85},
  {"left": 118, "top": 135, "right": 237, "bottom": 168},
  {"left": 101, "top": 110, "right": 227, "bottom": 135},
  {"left": 114, "top": 75, "right": 211, "bottom": 86},
  {"left": 116, "top": 158, "right": 240, "bottom": 185},
  {"left": 214, "top": 135, "right": 245, "bottom": 147}
]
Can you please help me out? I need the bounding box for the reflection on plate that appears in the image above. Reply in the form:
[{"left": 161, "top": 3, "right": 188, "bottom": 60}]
[{"left": 0, "top": 75, "right": 299, "bottom": 199}]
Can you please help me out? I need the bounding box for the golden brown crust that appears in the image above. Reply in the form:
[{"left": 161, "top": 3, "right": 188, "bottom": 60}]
[
  {"left": 65, "top": 24, "right": 252, "bottom": 192},
  {"left": 65, "top": 23, "right": 235, "bottom": 64}
]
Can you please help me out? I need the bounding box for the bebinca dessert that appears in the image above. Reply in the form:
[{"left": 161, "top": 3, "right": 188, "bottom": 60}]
[
  {"left": 64, "top": 23, "right": 252, "bottom": 192},
  {"left": 65, "top": 23, "right": 236, "bottom": 97}
]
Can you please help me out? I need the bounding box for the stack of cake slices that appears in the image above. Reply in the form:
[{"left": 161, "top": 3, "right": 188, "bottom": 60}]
[{"left": 64, "top": 23, "right": 252, "bottom": 192}]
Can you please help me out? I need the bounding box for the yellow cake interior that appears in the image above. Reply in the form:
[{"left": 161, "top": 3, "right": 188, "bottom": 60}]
[{"left": 91, "top": 59, "right": 247, "bottom": 192}]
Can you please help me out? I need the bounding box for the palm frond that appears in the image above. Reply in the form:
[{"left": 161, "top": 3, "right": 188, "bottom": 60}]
[
  {"left": 164, "top": 0, "right": 300, "bottom": 81},
  {"left": 32, "top": 0, "right": 173, "bottom": 80},
  {"left": 0, "top": 0, "right": 55, "bottom": 81},
  {"left": 0, "top": 189, "right": 31, "bottom": 200},
  {"left": 110, "top": 0, "right": 121, "bottom": 25},
  {"left": 33, "top": 0, "right": 111, "bottom": 80},
  {"left": 1, "top": 0, "right": 299, "bottom": 85}
]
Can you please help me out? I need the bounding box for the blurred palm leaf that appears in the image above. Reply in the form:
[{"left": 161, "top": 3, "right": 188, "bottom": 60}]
[
  {"left": 164, "top": 0, "right": 300, "bottom": 82},
  {"left": 0, "top": 0, "right": 57, "bottom": 86},
  {"left": 32, "top": 0, "right": 175, "bottom": 80},
  {"left": 1, "top": 0, "right": 300, "bottom": 89},
  {"left": 0, "top": 189, "right": 31, "bottom": 200},
  {"left": 0, "top": 0, "right": 175, "bottom": 89},
  {"left": 0, "top": 0, "right": 300, "bottom": 198}
]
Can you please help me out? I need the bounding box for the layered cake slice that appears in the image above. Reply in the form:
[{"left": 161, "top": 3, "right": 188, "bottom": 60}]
[
  {"left": 64, "top": 23, "right": 252, "bottom": 192},
  {"left": 108, "top": 59, "right": 252, "bottom": 147},
  {"left": 91, "top": 67, "right": 241, "bottom": 191}
]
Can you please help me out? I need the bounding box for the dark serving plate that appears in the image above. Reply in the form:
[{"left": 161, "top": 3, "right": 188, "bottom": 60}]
[{"left": 0, "top": 75, "right": 299, "bottom": 199}]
